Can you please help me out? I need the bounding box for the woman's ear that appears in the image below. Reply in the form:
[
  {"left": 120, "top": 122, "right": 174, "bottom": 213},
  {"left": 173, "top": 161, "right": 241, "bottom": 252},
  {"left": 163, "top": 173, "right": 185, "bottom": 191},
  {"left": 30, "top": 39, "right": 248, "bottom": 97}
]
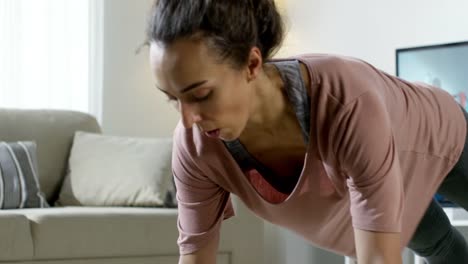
[{"left": 246, "top": 47, "right": 263, "bottom": 82}]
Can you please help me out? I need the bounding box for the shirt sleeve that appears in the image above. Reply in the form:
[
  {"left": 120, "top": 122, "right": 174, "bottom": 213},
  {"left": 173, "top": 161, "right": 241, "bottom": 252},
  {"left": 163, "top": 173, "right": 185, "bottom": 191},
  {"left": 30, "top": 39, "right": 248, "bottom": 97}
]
[
  {"left": 332, "top": 91, "right": 404, "bottom": 233},
  {"left": 172, "top": 129, "right": 235, "bottom": 255}
]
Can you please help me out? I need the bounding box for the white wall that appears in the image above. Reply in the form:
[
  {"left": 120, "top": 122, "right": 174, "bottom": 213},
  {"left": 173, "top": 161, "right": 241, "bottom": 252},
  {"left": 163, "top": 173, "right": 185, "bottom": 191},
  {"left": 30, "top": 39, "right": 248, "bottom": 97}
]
[
  {"left": 268, "top": 1, "right": 468, "bottom": 264},
  {"left": 101, "top": 0, "right": 179, "bottom": 137},
  {"left": 280, "top": 0, "right": 468, "bottom": 74}
]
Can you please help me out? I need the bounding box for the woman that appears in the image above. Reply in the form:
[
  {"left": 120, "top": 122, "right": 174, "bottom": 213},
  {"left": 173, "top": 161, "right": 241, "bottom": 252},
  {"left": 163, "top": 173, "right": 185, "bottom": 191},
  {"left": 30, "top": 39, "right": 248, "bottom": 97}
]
[{"left": 146, "top": 1, "right": 468, "bottom": 263}]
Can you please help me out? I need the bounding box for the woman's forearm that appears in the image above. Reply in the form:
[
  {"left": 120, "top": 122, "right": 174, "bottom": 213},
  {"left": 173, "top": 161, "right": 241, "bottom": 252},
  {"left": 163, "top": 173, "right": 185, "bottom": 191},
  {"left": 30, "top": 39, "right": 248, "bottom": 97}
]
[
  {"left": 178, "top": 234, "right": 219, "bottom": 264},
  {"left": 354, "top": 228, "right": 403, "bottom": 264},
  {"left": 357, "top": 253, "right": 403, "bottom": 264}
]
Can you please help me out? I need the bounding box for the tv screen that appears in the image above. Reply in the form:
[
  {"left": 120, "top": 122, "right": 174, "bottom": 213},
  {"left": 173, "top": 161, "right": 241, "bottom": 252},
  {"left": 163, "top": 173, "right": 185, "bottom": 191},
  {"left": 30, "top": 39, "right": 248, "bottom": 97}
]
[
  {"left": 396, "top": 41, "right": 468, "bottom": 110},
  {"left": 396, "top": 41, "right": 468, "bottom": 207}
]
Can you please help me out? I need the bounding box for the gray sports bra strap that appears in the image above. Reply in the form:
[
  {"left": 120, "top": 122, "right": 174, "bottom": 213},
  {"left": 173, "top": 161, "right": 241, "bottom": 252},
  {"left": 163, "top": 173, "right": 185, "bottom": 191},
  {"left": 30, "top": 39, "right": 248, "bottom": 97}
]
[
  {"left": 223, "top": 140, "right": 252, "bottom": 171},
  {"left": 273, "top": 60, "right": 311, "bottom": 143}
]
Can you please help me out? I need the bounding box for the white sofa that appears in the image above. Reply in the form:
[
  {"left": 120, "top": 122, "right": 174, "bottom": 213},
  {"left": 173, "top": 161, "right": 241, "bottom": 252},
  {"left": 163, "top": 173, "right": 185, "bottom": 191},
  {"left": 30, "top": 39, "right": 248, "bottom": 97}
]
[{"left": 0, "top": 108, "right": 264, "bottom": 264}]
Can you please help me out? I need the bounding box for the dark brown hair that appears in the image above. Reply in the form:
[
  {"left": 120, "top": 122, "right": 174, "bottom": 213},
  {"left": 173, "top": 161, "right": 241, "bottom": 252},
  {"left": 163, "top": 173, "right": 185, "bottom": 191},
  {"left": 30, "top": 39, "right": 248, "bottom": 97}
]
[{"left": 146, "top": 0, "right": 285, "bottom": 68}]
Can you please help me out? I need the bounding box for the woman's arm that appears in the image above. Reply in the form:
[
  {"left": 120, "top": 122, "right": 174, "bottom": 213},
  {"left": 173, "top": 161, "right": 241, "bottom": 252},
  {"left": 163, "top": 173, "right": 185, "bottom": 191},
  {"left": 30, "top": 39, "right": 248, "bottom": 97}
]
[
  {"left": 179, "top": 233, "right": 220, "bottom": 264},
  {"left": 354, "top": 228, "right": 402, "bottom": 264},
  {"left": 172, "top": 122, "right": 235, "bottom": 263}
]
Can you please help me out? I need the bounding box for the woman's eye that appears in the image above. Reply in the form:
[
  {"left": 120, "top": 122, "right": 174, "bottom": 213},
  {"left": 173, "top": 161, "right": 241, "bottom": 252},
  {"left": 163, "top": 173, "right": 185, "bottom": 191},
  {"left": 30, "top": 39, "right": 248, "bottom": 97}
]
[{"left": 193, "top": 90, "right": 212, "bottom": 101}]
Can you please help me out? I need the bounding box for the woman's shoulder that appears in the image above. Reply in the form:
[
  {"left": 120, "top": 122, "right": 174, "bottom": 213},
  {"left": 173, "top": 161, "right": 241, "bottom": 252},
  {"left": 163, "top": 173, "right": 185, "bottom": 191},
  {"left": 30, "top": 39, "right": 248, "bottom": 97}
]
[
  {"left": 271, "top": 53, "right": 379, "bottom": 89},
  {"left": 271, "top": 53, "right": 373, "bottom": 80},
  {"left": 293, "top": 53, "right": 390, "bottom": 100},
  {"left": 292, "top": 53, "right": 373, "bottom": 73}
]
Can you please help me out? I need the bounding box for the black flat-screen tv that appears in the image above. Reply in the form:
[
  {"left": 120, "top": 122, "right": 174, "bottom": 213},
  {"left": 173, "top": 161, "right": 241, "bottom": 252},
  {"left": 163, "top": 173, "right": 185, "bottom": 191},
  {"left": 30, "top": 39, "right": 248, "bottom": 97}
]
[{"left": 396, "top": 41, "right": 468, "bottom": 207}]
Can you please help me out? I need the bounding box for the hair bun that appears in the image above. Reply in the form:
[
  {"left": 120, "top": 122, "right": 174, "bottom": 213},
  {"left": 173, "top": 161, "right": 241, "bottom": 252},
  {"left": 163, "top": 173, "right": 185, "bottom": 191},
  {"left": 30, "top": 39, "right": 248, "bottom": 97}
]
[
  {"left": 252, "top": 0, "right": 284, "bottom": 59},
  {"left": 147, "top": 0, "right": 284, "bottom": 67}
]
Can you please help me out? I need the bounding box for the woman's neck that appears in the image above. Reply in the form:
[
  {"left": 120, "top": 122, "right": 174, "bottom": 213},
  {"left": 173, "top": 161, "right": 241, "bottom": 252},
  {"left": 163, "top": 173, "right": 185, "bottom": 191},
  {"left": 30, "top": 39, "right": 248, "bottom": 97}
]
[{"left": 240, "top": 63, "right": 299, "bottom": 143}]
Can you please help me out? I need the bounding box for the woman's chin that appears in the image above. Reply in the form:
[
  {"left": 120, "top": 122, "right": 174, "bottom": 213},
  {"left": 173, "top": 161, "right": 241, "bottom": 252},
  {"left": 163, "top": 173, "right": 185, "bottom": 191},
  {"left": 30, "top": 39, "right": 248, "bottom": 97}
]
[{"left": 219, "top": 129, "right": 239, "bottom": 142}]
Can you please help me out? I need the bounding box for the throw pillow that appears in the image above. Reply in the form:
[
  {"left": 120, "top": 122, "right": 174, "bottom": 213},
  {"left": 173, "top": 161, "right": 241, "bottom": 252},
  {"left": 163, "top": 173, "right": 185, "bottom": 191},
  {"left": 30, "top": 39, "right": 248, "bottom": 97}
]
[
  {"left": 56, "top": 132, "right": 173, "bottom": 207},
  {"left": 164, "top": 176, "right": 178, "bottom": 208},
  {"left": 0, "top": 141, "right": 49, "bottom": 209}
]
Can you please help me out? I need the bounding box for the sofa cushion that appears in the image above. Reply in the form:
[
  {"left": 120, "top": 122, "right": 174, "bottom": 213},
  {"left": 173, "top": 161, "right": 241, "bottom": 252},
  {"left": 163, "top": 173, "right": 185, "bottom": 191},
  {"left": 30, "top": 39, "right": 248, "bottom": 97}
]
[
  {"left": 0, "top": 109, "right": 102, "bottom": 203},
  {"left": 0, "top": 141, "right": 49, "bottom": 209},
  {"left": 0, "top": 213, "right": 34, "bottom": 261},
  {"left": 18, "top": 207, "right": 179, "bottom": 259},
  {"left": 57, "top": 132, "right": 173, "bottom": 207}
]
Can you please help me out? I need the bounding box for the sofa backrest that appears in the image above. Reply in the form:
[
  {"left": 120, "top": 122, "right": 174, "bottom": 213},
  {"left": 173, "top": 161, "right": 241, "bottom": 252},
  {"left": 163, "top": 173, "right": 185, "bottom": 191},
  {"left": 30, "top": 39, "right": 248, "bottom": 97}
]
[{"left": 0, "top": 108, "right": 101, "bottom": 204}]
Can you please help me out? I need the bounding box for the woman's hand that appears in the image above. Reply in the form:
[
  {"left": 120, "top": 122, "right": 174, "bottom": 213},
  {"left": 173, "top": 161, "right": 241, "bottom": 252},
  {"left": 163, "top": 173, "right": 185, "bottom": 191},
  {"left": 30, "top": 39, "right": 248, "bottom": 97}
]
[{"left": 354, "top": 228, "right": 403, "bottom": 264}]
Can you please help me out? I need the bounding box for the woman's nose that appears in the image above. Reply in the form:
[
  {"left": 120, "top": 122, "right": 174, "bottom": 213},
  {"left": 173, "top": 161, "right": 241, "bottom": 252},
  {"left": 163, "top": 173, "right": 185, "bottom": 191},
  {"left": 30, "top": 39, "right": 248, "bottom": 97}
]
[{"left": 180, "top": 102, "right": 202, "bottom": 128}]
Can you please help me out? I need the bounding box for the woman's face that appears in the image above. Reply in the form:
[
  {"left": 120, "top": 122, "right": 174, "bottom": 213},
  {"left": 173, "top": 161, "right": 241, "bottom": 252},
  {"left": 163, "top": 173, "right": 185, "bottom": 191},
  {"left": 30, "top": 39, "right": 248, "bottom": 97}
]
[{"left": 150, "top": 38, "right": 260, "bottom": 141}]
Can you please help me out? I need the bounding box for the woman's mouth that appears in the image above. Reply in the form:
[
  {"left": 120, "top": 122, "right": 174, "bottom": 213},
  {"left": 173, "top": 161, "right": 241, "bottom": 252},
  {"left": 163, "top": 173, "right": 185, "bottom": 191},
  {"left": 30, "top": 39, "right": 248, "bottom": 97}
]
[{"left": 205, "top": 129, "right": 220, "bottom": 138}]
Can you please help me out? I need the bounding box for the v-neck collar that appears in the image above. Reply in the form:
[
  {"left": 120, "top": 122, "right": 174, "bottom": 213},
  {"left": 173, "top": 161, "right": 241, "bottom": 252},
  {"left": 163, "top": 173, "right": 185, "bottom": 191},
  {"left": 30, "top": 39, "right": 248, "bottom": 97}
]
[{"left": 223, "top": 59, "right": 311, "bottom": 197}]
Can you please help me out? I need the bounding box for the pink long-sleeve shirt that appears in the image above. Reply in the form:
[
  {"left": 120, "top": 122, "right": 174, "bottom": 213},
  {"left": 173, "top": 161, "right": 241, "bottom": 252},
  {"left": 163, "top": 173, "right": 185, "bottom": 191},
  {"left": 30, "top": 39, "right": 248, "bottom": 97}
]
[{"left": 172, "top": 54, "right": 467, "bottom": 258}]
